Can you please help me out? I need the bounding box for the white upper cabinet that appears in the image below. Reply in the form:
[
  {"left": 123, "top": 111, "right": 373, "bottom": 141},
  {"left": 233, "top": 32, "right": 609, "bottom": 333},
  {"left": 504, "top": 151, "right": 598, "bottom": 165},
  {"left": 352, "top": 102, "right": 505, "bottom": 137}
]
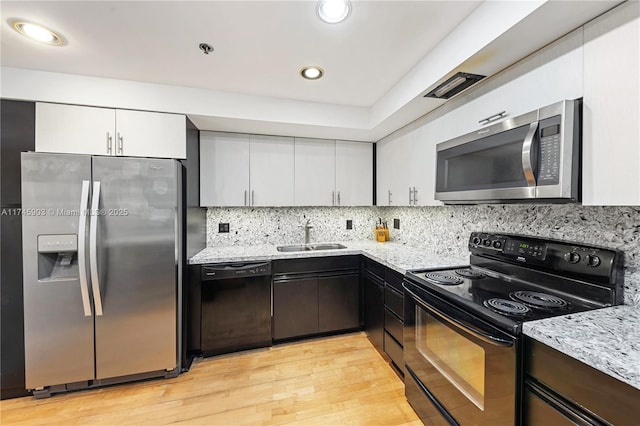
[
  {"left": 431, "top": 28, "right": 585, "bottom": 146},
  {"left": 200, "top": 132, "right": 251, "bottom": 207},
  {"left": 249, "top": 135, "right": 295, "bottom": 207},
  {"left": 582, "top": 1, "right": 639, "bottom": 205},
  {"left": 335, "top": 140, "right": 373, "bottom": 206},
  {"left": 294, "top": 138, "right": 336, "bottom": 206},
  {"left": 36, "top": 103, "right": 115, "bottom": 156},
  {"left": 376, "top": 134, "right": 411, "bottom": 206},
  {"left": 376, "top": 125, "right": 440, "bottom": 207},
  {"left": 35, "top": 102, "right": 186, "bottom": 159},
  {"left": 114, "top": 109, "right": 186, "bottom": 159}
]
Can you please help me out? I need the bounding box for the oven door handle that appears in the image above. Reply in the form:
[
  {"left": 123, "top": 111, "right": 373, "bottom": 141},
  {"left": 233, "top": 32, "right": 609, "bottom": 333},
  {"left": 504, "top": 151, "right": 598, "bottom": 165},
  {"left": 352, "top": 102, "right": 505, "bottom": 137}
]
[{"left": 405, "top": 287, "right": 513, "bottom": 347}]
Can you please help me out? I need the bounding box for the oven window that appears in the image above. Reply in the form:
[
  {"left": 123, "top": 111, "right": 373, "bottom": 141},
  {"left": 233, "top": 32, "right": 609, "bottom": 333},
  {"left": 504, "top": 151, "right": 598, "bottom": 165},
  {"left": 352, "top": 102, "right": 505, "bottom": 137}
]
[{"left": 416, "top": 306, "right": 486, "bottom": 410}]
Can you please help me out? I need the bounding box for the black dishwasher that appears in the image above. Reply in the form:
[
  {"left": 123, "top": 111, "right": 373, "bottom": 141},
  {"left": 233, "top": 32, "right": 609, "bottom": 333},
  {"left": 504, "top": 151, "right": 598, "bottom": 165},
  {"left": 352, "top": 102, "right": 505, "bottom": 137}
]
[{"left": 200, "top": 262, "right": 272, "bottom": 357}]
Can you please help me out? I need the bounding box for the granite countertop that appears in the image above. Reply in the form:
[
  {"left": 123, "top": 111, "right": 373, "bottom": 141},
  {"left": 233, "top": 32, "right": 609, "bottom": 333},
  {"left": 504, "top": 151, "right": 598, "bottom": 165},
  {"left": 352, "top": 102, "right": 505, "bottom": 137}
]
[
  {"left": 190, "top": 241, "right": 640, "bottom": 391},
  {"left": 523, "top": 305, "right": 640, "bottom": 390},
  {"left": 189, "top": 240, "right": 469, "bottom": 273}
]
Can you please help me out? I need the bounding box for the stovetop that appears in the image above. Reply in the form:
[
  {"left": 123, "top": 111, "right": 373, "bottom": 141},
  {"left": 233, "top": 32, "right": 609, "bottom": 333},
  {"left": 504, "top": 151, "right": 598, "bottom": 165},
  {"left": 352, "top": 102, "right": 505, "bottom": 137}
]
[
  {"left": 411, "top": 266, "right": 592, "bottom": 317},
  {"left": 404, "top": 232, "right": 625, "bottom": 335}
]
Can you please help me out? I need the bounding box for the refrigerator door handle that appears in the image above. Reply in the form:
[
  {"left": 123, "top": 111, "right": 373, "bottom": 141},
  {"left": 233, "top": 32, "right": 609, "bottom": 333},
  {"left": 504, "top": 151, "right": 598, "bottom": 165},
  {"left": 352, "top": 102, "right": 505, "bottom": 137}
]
[
  {"left": 78, "top": 180, "right": 92, "bottom": 316},
  {"left": 89, "top": 181, "right": 104, "bottom": 316}
]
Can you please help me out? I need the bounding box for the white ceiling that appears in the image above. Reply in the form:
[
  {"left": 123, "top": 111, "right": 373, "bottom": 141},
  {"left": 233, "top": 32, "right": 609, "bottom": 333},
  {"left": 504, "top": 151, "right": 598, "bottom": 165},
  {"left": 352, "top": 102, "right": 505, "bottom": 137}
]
[
  {"left": 0, "top": 1, "right": 623, "bottom": 141},
  {"left": 0, "top": 1, "right": 480, "bottom": 107}
]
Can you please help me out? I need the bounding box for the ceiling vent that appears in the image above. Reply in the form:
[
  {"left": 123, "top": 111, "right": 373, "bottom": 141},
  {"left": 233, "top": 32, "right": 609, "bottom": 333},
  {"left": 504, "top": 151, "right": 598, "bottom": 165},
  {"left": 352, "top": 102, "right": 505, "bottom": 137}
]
[{"left": 424, "top": 72, "right": 485, "bottom": 99}]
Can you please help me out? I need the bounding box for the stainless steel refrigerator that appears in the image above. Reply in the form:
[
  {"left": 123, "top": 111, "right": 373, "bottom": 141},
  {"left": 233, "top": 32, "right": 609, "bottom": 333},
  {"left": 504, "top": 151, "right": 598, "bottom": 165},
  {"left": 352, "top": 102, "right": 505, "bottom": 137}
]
[{"left": 21, "top": 152, "right": 182, "bottom": 397}]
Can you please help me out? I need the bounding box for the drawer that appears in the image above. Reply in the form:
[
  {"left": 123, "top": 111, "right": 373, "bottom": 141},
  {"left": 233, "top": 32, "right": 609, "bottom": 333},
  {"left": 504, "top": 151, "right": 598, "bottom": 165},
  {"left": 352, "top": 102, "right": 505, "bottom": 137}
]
[
  {"left": 525, "top": 337, "right": 640, "bottom": 425},
  {"left": 384, "top": 331, "right": 404, "bottom": 373},
  {"left": 273, "top": 255, "right": 360, "bottom": 275},
  {"left": 385, "top": 268, "right": 404, "bottom": 293},
  {"left": 384, "top": 285, "right": 403, "bottom": 320},
  {"left": 384, "top": 308, "right": 403, "bottom": 344},
  {"left": 363, "top": 257, "right": 384, "bottom": 280}
]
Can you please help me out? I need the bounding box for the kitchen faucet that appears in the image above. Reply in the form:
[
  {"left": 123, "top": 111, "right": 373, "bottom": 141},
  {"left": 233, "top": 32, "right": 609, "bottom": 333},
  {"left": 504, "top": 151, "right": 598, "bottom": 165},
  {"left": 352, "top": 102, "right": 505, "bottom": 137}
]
[{"left": 301, "top": 219, "right": 313, "bottom": 244}]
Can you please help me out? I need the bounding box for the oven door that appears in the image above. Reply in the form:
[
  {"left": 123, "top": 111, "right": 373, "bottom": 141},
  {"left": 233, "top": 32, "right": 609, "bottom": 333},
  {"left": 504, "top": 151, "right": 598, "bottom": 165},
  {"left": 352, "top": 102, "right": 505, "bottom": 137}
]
[
  {"left": 404, "top": 281, "right": 518, "bottom": 425},
  {"left": 435, "top": 110, "right": 539, "bottom": 202}
]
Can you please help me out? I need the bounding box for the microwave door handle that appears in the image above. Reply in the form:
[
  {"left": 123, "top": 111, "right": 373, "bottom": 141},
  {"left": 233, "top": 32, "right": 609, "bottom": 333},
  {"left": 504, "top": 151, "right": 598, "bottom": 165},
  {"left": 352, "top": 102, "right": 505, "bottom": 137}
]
[
  {"left": 522, "top": 122, "right": 539, "bottom": 187},
  {"left": 405, "top": 286, "right": 513, "bottom": 347}
]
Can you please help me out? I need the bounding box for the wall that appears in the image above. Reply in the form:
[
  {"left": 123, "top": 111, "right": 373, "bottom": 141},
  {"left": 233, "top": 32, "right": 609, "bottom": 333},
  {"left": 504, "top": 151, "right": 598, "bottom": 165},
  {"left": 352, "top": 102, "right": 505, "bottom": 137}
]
[{"left": 206, "top": 205, "right": 639, "bottom": 306}]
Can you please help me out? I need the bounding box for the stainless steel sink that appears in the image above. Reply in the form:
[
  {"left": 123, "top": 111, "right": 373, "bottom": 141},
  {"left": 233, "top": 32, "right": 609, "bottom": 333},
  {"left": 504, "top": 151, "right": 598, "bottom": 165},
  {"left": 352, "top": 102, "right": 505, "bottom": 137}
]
[
  {"left": 276, "top": 245, "right": 313, "bottom": 252},
  {"left": 276, "top": 243, "right": 347, "bottom": 252},
  {"left": 309, "top": 243, "right": 347, "bottom": 250}
]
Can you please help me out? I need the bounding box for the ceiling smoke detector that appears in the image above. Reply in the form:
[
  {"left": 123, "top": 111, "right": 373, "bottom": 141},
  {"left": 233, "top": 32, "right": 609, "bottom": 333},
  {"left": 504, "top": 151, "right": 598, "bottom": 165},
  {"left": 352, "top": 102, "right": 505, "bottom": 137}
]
[
  {"left": 199, "top": 43, "right": 214, "bottom": 55},
  {"left": 424, "top": 72, "right": 486, "bottom": 99}
]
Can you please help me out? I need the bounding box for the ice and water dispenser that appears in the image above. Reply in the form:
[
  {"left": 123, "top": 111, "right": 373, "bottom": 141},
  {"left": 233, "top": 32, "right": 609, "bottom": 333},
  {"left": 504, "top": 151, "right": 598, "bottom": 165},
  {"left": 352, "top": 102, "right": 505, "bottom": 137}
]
[{"left": 37, "top": 234, "right": 79, "bottom": 280}]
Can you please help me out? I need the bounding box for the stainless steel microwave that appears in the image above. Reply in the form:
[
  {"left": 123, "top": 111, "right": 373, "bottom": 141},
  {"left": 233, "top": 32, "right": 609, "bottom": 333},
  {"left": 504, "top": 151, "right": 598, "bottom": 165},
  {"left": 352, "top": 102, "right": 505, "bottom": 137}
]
[{"left": 435, "top": 99, "right": 581, "bottom": 204}]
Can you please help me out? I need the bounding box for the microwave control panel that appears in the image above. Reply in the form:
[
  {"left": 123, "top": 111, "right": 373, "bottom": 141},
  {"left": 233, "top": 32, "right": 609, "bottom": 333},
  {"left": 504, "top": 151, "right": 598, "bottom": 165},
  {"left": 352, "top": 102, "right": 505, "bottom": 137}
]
[{"left": 537, "top": 114, "right": 562, "bottom": 186}]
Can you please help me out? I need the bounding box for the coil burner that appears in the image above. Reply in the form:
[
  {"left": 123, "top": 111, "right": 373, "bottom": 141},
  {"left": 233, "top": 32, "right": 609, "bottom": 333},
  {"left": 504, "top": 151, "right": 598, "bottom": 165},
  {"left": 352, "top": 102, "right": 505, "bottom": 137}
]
[
  {"left": 455, "top": 268, "right": 485, "bottom": 279},
  {"left": 510, "top": 291, "right": 569, "bottom": 310},
  {"left": 425, "top": 272, "right": 464, "bottom": 286},
  {"left": 483, "top": 298, "right": 531, "bottom": 316}
]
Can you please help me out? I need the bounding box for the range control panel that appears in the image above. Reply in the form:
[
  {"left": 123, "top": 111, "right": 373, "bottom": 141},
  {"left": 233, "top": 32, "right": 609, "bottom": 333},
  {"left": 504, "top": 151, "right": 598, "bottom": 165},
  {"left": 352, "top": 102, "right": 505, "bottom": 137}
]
[{"left": 468, "top": 232, "right": 620, "bottom": 281}]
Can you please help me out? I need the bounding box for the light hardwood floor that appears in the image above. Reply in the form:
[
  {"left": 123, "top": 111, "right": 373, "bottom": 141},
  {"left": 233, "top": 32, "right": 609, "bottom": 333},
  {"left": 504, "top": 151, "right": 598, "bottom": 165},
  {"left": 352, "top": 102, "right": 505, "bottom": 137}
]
[{"left": 1, "top": 332, "right": 422, "bottom": 425}]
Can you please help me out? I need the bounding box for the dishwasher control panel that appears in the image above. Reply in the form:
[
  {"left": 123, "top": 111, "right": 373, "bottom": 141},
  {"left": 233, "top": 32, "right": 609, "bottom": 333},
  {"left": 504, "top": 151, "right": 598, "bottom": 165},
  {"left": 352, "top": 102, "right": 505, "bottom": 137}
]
[{"left": 201, "top": 262, "right": 272, "bottom": 281}]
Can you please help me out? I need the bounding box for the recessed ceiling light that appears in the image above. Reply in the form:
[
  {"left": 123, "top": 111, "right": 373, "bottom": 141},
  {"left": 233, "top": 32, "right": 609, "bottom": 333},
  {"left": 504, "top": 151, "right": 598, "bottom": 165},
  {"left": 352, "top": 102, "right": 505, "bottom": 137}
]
[
  {"left": 10, "top": 19, "right": 63, "bottom": 45},
  {"left": 300, "top": 66, "right": 324, "bottom": 80},
  {"left": 316, "top": 0, "right": 352, "bottom": 24}
]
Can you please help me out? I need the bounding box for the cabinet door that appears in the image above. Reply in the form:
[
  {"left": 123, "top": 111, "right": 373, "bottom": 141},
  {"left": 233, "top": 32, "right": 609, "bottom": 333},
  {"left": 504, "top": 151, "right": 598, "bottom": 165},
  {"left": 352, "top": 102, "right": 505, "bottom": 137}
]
[
  {"left": 318, "top": 273, "right": 360, "bottom": 333},
  {"left": 335, "top": 140, "right": 373, "bottom": 206},
  {"left": 363, "top": 272, "right": 384, "bottom": 351},
  {"left": 249, "top": 135, "right": 295, "bottom": 206},
  {"left": 403, "top": 127, "right": 442, "bottom": 206},
  {"left": 35, "top": 103, "right": 115, "bottom": 156},
  {"left": 376, "top": 134, "right": 411, "bottom": 206},
  {"left": 583, "top": 1, "right": 640, "bottom": 205},
  {"left": 115, "top": 109, "right": 186, "bottom": 159},
  {"left": 294, "top": 138, "right": 336, "bottom": 206},
  {"left": 272, "top": 278, "right": 318, "bottom": 340},
  {"left": 199, "top": 132, "right": 250, "bottom": 206}
]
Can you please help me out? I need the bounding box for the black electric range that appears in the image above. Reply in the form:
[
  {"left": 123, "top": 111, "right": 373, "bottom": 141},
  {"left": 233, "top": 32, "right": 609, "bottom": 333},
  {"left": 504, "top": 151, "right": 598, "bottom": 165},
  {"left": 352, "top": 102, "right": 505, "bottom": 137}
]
[
  {"left": 406, "top": 232, "right": 624, "bottom": 336},
  {"left": 402, "top": 232, "right": 625, "bottom": 426}
]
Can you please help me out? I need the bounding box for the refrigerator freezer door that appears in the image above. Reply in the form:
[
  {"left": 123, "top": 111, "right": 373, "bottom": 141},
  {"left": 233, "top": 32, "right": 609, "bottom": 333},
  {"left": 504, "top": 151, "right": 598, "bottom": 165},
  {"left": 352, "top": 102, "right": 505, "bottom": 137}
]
[
  {"left": 91, "top": 156, "right": 178, "bottom": 379},
  {"left": 21, "top": 152, "right": 95, "bottom": 389}
]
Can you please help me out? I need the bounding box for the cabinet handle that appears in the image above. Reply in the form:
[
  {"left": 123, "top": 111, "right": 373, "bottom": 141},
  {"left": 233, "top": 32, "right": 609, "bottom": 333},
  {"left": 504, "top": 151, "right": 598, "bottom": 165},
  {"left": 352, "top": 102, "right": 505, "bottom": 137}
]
[
  {"left": 337, "top": 191, "right": 341, "bottom": 206},
  {"left": 332, "top": 191, "right": 335, "bottom": 206},
  {"left": 409, "top": 187, "right": 413, "bottom": 205},
  {"left": 106, "top": 132, "right": 113, "bottom": 154},
  {"left": 388, "top": 190, "right": 392, "bottom": 205},
  {"left": 117, "top": 132, "right": 123, "bottom": 155},
  {"left": 244, "top": 190, "right": 248, "bottom": 206},
  {"left": 413, "top": 187, "right": 418, "bottom": 205},
  {"left": 478, "top": 111, "right": 507, "bottom": 125},
  {"left": 251, "top": 190, "right": 255, "bottom": 206}
]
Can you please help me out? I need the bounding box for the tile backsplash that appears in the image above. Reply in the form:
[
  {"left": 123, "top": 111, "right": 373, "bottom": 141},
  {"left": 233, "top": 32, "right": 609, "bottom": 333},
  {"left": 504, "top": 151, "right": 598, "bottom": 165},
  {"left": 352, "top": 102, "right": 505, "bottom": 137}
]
[
  {"left": 206, "top": 205, "right": 639, "bottom": 305},
  {"left": 206, "top": 207, "right": 380, "bottom": 246}
]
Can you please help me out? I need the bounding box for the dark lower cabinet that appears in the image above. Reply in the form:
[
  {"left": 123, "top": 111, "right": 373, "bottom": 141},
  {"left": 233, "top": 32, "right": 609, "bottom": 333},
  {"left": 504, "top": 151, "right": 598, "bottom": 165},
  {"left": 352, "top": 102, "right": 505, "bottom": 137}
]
[
  {"left": 364, "top": 258, "right": 406, "bottom": 376},
  {"left": 318, "top": 273, "right": 360, "bottom": 333},
  {"left": 272, "top": 256, "right": 360, "bottom": 342},
  {"left": 523, "top": 336, "right": 640, "bottom": 425},
  {"left": 273, "top": 277, "right": 319, "bottom": 340},
  {"left": 363, "top": 270, "right": 384, "bottom": 351},
  {"left": 384, "top": 268, "right": 405, "bottom": 376}
]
